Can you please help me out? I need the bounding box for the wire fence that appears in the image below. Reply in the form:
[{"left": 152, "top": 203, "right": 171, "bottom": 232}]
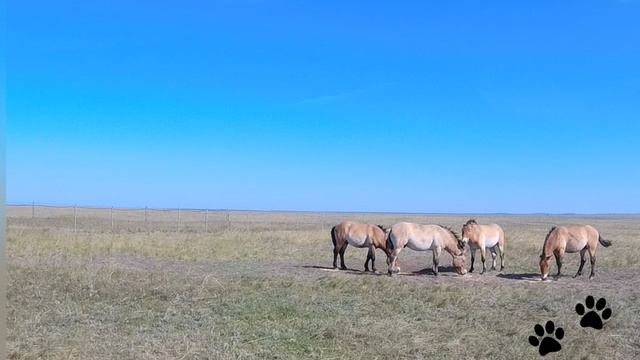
[{"left": 6, "top": 203, "right": 379, "bottom": 234}]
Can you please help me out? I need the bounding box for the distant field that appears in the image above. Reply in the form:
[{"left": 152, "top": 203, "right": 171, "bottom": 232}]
[{"left": 7, "top": 207, "right": 640, "bottom": 359}]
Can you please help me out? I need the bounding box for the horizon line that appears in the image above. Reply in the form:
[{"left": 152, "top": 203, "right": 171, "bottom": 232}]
[{"left": 6, "top": 202, "right": 640, "bottom": 217}]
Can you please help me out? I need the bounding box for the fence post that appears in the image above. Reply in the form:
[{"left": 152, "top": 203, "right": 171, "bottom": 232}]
[
  {"left": 226, "top": 211, "right": 230, "bottom": 229},
  {"left": 111, "top": 207, "right": 114, "bottom": 232},
  {"left": 204, "top": 209, "right": 208, "bottom": 232},
  {"left": 74, "top": 205, "right": 77, "bottom": 233}
]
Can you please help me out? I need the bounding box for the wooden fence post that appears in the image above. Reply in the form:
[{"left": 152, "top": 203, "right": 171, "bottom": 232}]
[{"left": 204, "top": 209, "right": 208, "bottom": 232}]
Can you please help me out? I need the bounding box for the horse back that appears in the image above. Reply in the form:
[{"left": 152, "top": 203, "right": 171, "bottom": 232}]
[
  {"left": 389, "top": 222, "right": 440, "bottom": 251},
  {"left": 334, "top": 221, "right": 381, "bottom": 248}
]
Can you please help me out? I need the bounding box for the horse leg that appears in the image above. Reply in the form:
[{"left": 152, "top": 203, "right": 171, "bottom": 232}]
[
  {"left": 370, "top": 247, "right": 377, "bottom": 272},
  {"left": 388, "top": 248, "right": 401, "bottom": 275},
  {"left": 339, "top": 244, "right": 348, "bottom": 270},
  {"left": 364, "top": 253, "right": 370, "bottom": 272},
  {"left": 479, "top": 247, "right": 487, "bottom": 274},
  {"left": 497, "top": 242, "right": 505, "bottom": 271},
  {"left": 469, "top": 248, "right": 476, "bottom": 273},
  {"left": 333, "top": 247, "right": 339, "bottom": 269},
  {"left": 364, "top": 246, "right": 374, "bottom": 272},
  {"left": 554, "top": 250, "right": 564, "bottom": 279},
  {"left": 432, "top": 247, "right": 442, "bottom": 276},
  {"left": 574, "top": 248, "right": 587, "bottom": 278},
  {"left": 588, "top": 247, "right": 597, "bottom": 280},
  {"left": 490, "top": 247, "right": 497, "bottom": 271}
]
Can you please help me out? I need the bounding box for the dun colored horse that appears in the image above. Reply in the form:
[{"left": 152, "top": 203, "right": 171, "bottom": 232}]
[
  {"left": 330, "top": 221, "right": 390, "bottom": 272},
  {"left": 461, "top": 219, "right": 506, "bottom": 273},
  {"left": 387, "top": 222, "right": 467, "bottom": 276},
  {"left": 539, "top": 225, "right": 612, "bottom": 280}
]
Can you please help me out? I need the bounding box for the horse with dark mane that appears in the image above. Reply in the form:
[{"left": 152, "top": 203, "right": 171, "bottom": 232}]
[
  {"left": 387, "top": 222, "right": 466, "bottom": 276},
  {"left": 461, "top": 219, "right": 506, "bottom": 274},
  {"left": 539, "top": 225, "right": 612, "bottom": 280},
  {"left": 331, "top": 221, "right": 391, "bottom": 272}
]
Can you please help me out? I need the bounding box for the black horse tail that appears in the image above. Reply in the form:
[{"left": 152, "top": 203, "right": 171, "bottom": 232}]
[
  {"left": 599, "top": 235, "right": 612, "bottom": 247},
  {"left": 331, "top": 226, "right": 337, "bottom": 248},
  {"left": 386, "top": 228, "right": 395, "bottom": 250}
]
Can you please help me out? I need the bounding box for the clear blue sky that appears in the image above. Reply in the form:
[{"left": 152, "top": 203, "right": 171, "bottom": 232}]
[{"left": 7, "top": 0, "right": 640, "bottom": 213}]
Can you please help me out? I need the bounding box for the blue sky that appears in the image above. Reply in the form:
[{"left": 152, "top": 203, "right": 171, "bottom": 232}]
[{"left": 7, "top": 0, "right": 640, "bottom": 213}]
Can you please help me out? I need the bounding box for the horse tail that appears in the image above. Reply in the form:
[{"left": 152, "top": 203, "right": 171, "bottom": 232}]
[
  {"left": 331, "top": 226, "right": 337, "bottom": 247},
  {"left": 386, "top": 228, "right": 395, "bottom": 250},
  {"left": 599, "top": 235, "right": 612, "bottom": 247}
]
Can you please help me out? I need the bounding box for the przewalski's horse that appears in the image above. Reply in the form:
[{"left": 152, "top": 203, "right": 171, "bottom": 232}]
[
  {"left": 539, "top": 225, "right": 612, "bottom": 280},
  {"left": 461, "top": 219, "right": 506, "bottom": 274},
  {"left": 387, "top": 222, "right": 467, "bottom": 276},
  {"left": 330, "top": 221, "right": 391, "bottom": 272}
]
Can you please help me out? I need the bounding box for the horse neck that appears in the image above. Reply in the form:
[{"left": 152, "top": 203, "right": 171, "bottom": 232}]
[
  {"left": 442, "top": 233, "right": 461, "bottom": 255},
  {"left": 542, "top": 236, "right": 555, "bottom": 257},
  {"left": 372, "top": 228, "right": 386, "bottom": 249}
]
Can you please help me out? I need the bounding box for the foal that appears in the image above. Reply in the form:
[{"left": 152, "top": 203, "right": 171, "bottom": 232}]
[{"left": 331, "top": 221, "right": 390, "bottom": 272}]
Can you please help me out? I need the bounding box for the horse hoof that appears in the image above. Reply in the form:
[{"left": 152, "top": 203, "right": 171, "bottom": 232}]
[
  {"left": 340, "top": 267, "right": 347, "bottom": 271},
  {"left": 364, "top": 268, "right": 370, "bottom": 272}
]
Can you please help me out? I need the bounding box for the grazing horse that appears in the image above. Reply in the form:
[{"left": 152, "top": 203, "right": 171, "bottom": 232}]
[
  {"left": 539, "top": 225, "right": 612, "bottom": 280},
  {"left": 387, "top": 222, "right": 467, "bottom": 276},
  {"left": 461, "top": 219, "right": 506, "bottom": 274},
  {"left": 330, "top": 221, "right": 390, "bottom": 272}
]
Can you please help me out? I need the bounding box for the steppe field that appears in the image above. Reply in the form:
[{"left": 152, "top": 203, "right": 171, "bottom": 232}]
[{"left": 7, "top": 206, "right": 640, "bottom": 359}]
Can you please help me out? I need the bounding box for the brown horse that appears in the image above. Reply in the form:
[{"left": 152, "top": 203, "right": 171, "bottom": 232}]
[
  {"left": 387, "top": 222, "right": 467, "bottom": 276},
  {"left": 539, "top": 225, "right": 612, "bottom": 280},
  {"left": 331, "top": 221, "right": 390, "bottom": 272},
  {"left": 461, "top": 219, "right": 506, "bottom": 274}
]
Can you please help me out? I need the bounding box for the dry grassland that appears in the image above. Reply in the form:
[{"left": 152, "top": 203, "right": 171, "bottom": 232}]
[{"left": 7, "top": 207, "right": 640, "bottom": 359}]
